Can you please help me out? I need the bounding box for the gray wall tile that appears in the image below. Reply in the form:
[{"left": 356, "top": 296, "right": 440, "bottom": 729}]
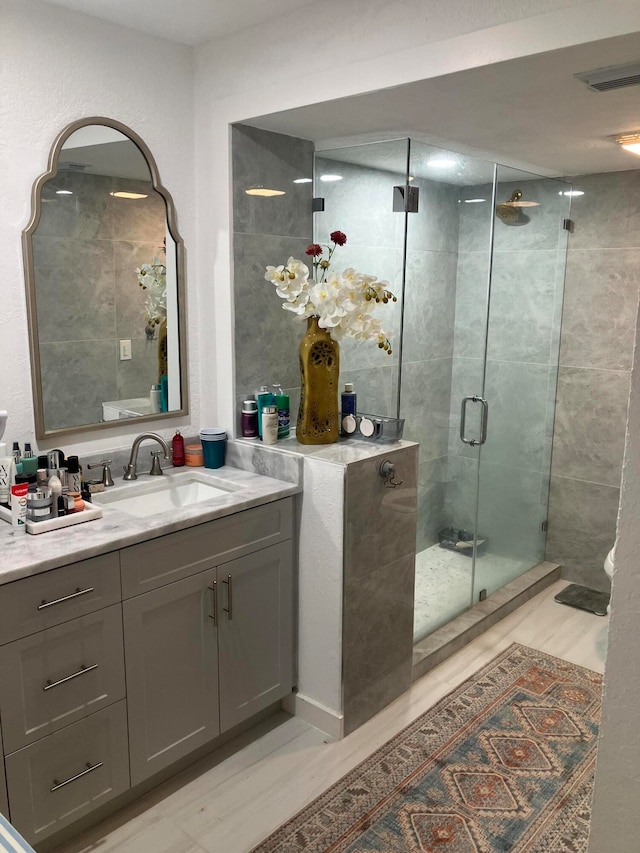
[
  {"left": 343, "top": 552, "right": 415, "bottom": 735},
  {"left": 233, "top": 232, "right": 309, "bottom": 401},
  {"left": 551, "top": 366, "right": 629, "bottom": 487},
  {"left": 559, "top": 247, "right": 640, "bottom": 371},
  {"left": 566, "top": 170, "right": 640, "bottom": 250},
  {"left": 401, "top": 358, "right": 452, "bottom": 462},
  {"left": 232, "top": 124, "right": 313, "bottom": 238},
  {"left": 40, "top": 340, "right": 118, "bottom": 429},
  {"left": 344, "top": 445, "right": 418, "bottom": 581},
  {"left": 402, "top": 249, "right": 457, "bottom": 363},
  {"left": 416, "top": 457, "right": 448, "bottom": 551},
  {"left": 546, "top": 475, "right": 619, "bottom": 590}
]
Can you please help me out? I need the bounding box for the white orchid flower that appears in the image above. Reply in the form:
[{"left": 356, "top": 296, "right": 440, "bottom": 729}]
[{"left": 265, "top": 264, "right": 286, "bottom": 285}]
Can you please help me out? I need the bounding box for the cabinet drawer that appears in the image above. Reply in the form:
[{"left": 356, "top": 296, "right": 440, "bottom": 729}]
[
  {"left": 0, "top": 605, "right": 126, "bottom": 753},
  {"left": 4, "top": 701, "right": 129, "bottom": 846},
  {"left": 0, "top": 553, "right": 121, "bottom": 644},
  {"left": 120, "top": 497, "right": 293, "bottom": 597}
]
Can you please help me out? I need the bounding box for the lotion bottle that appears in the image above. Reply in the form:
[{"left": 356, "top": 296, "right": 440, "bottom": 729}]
[{"left": 262, "top": 405, "right": 279, "bottom": 445}]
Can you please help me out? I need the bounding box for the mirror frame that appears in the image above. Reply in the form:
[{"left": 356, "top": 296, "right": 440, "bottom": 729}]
[{"left": 22, "top": 116, "right": 189, "bottom": 440}]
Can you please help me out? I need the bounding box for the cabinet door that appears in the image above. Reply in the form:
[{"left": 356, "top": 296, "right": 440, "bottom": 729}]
[
  {"left": 123, "top": 569, "right": 219, "bottom": 786},
  {"left": 218, "top": 541, "right": 293, "bottom": 733}
]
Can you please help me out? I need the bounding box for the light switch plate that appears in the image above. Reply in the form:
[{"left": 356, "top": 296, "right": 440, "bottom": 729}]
[{"left": 119, "top": 339, "right": 132, "bottom": 360}]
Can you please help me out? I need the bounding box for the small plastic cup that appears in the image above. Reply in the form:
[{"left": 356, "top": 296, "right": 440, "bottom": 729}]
[{"left": 200, "top": 429, "right": 227, "bottom": 469}]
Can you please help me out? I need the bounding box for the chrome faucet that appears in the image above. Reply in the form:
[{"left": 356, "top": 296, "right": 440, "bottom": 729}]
[{"left": 123, "top": 433, "right": 171, "bottom": 480}]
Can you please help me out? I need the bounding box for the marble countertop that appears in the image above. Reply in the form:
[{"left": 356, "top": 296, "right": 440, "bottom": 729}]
[
  {"left": 0, "top": 465, "right": 300, "bottom": 585},
  {"left": 235, "top": 436, "right": 418, "bottom": 465}
]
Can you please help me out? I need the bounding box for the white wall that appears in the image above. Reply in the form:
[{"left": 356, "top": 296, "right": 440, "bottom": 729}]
[
  {"left": 0, "top": 0, "right": 197, "bottom": 457},
  {"left": 587, "top": 300, "right": 640, "bottom": 852}
]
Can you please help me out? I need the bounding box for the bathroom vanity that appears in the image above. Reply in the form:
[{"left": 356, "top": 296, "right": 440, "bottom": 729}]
[{"left": 0, "top": 466, "right": 298, "bottom": 847}]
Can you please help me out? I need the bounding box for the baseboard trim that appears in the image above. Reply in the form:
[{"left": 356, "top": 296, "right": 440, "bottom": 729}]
[{"left": 283, "top": 692, "right": 344, "bottom": 740}]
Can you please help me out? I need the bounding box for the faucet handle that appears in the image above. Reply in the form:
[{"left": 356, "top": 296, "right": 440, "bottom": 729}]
[
  {"left": 87, "top": 460, "right": 114, "bottom": 487},
  {"left": 149, "top": 451, "right": 165, "bottom": 476}
]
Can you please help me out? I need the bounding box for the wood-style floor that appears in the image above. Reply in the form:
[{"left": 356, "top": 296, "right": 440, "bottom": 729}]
[{"left": 54, "top": 579, "right": 608, "bottom": 853}]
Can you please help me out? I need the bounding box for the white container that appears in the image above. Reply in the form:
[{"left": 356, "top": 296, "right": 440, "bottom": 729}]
[{"left": 261, "top": 406, "right": 279, "bottom": 445}]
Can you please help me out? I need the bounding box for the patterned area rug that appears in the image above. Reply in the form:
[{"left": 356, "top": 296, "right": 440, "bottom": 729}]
[{"left": 252, "top": 644, "right": 601, "bottom": 853}]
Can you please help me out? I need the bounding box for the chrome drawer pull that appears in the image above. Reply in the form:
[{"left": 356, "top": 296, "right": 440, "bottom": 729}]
[
  {"left": 43, "top": 663, "right": 98, "bottom": 692},
  {"left": 50, "top": 761, "right": 103, "bottom": 792},
  {"left": 37, "top": 587, "right": 95, "bottom": 610},
  {"left": 223, "top": 574, "right": 233, "bottom": 620},
  {"left": 208, "top": 580, "right": 218, "bottom": 626}
]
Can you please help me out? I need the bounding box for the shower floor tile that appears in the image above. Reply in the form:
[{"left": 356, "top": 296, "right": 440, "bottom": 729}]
[{"left": 413, "top": 544, "right": 536, "bottom": 642}]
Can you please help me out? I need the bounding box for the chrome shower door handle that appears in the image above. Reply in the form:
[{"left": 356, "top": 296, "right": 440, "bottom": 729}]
[
  {"left": 478, "top": 397, "right": 489, "bottom": 446},
  {"left": 460, "top": 396, "right": 489, "bottom": 447}
]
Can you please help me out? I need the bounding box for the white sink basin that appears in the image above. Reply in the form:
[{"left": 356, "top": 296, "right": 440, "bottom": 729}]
[{"left": 93, "top": 474, "right": 238, "bottom": 518}]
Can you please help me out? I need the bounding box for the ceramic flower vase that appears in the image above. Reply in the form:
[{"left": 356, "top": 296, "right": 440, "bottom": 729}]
[{"left": 297, "top": 316, "right": 340, "bottom": 444}]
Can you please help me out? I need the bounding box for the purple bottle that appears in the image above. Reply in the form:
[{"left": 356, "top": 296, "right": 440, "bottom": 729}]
[{"left": 241, "top": 400, "right": 259, "bottom": 439}]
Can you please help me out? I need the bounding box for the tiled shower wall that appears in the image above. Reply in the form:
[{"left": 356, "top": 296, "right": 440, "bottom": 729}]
[
  {"left": 546, "top": 169, "right": 640, "bottom": 590},
  {"left": 232, "top": 124, "right": 313, "bottom": 430},
  {"left": 33, "top": 171, "right": 166, "bottom": 429}
]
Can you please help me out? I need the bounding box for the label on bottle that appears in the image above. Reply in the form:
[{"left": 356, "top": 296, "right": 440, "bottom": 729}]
[{"left": 277, "top": 407, "right": 290, "bottom": 438}]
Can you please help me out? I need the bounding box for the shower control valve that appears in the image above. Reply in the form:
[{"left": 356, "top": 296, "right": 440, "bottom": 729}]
[{"left": 379, "top": 460, "right": 403, "bottom": 488}]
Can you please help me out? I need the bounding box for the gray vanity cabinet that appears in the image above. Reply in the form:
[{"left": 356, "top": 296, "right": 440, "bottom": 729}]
[
  {"left": 218, "top": 541, "right": 293, "bottom": 732},
  {"left": 123, "top": 568, "right": 220, "bottom": 786}
]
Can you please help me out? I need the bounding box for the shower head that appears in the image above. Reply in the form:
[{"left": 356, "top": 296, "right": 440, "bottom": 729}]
[
  {"left": 496, "top": 192, "right": 522, "bottom": 223},
  {"left": 495, "top": 189, "right": 539, "bottom": 224}
]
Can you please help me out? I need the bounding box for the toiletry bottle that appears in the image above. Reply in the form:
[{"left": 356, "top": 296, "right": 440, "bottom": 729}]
[
  {"left": 0, "top": 443, "right": 11, "bottom": 507},
  {"left": 48, "top": 474, "right": 61, "bottom": 519},
  {"left": 150, "top": 384, "right": 162, "bottom": 413},
  {"left": 241, "top": 400, "right": 259, "bottom": 439},
  {"left": 172, "top": 430, "right": 185, "bottom": 466},
  {"left": 23, "top": 443, "right": 34, "bottom": 458},
  {"left": 256, "top": 385, "right": 275, "bottom": 439},
  {"left": 66, "top": 456, "right": 83, "bottom": 493},
  {"left": 262, "top": 406, "right": 279, "bottom": 445},
  {"left": 12, "top": 442, "right": 21, "bottom": 465},
  {"left": 341, "top": 383, "right": 357, "bottom": 435},
  {"left": 273, "top": 384, "right": 290, "bottom": 439},
  {"left": 10, "top": 483, "right": 28, "bottom": 534}
]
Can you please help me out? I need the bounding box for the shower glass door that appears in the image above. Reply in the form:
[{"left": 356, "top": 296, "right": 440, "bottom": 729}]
[
  {"left": 404, "top": 142, "right": 496, "bottom": 641},
  {"left": 404, "top": 143, "right": 571, "bottom": 642},
  {"left": 472, "top": 166, "right": 571, "bottom": 601}
]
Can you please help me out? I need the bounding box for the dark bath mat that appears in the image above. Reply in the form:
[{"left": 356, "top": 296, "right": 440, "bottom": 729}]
[{"left": 554, "top": 583, "right": 610, "bottom": 616}]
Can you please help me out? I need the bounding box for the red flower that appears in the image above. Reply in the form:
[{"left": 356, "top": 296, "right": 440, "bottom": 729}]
[
  {"left": 305, "top": 243, "right": 323, "bottom": 257},
  {"left": 330, "top": 230, "right": 347, "bottom": 246}
]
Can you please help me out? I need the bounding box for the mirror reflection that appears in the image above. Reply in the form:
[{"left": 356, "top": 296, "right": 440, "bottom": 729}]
[{"left": 24, "top": 119, "right": 186, "bottom": 438}]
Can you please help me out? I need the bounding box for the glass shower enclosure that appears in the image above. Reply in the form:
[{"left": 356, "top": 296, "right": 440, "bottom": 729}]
[{"left": 314, "top": 139, "right": 570, "bottom": 643}]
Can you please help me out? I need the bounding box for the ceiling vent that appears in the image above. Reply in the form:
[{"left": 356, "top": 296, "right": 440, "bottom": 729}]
[{"left": 575, "top": 61, "right": 640, "bottom": 92}]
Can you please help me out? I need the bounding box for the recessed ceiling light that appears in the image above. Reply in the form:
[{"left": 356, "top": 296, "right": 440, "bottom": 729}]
[
  {"left": 55, "top": 189, "right": 73, "bottom": 195},
  {"left": 293, "top": 177, "right": 312, "bottom": 184},
  {"left": 463, "top": 198, "right": 486, "bottom": 204},
  {"left": 427, "top": 157, "right": 456, "bottom": 168},
  {"left": 319, "top": 174, "right": 343, "bottom": 182},
  {"left": 559, "top": 190, "right": 585, "bottom": 197},
  {"left": 245, "top": 185, "right": 286, "bottom": 197},
  {"left": 613, "top": 131, "right": 640, "bottom": 155},
  {"left": 110, "top": 191, "right": 148, "bottom": 199}
]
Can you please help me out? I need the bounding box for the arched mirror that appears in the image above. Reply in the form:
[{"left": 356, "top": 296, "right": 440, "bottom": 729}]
[{"left": 23, "top": 117, "right": 188, "bottom": 439}]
